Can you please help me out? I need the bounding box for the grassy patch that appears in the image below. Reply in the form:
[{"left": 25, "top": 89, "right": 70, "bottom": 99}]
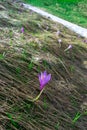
[{"left": 24, "top": 0, "right": 87, "bottom": 28}]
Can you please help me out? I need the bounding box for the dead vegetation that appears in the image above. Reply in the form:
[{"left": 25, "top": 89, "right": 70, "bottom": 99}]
[{"left": 0, "top": 1, "right": 87, "bottom": 130}]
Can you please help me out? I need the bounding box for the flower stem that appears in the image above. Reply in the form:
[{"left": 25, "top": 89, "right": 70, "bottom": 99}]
[
  {"left": 28, "top": 88, "right": 44, "bottom": 102},
  {"left": 32, "top": 88, "right": 44, "bottom": 102}
]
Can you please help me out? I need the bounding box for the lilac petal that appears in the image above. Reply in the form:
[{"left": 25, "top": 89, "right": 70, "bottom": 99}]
[
  {"left": 43, "top": 71, "right": 47, "bottom": 76},
  {"left": 45, "top": 74, "right": 51, "bottom": 83},
  {"left": 48, "top": 74, "right": 51, "bottom": 80},
  {"left": 38, "top": 74, "right": 41, "bottom": 83},
  {"left": 83, "top": 39, "right": 87, "bottom": 43},
  {"left": 40, "top": 79, "right": 45, "bottom": 86},
  {"left": 41, "top": 74, "right": 51, "bottom": 87},
  {"left": 56, "top": 30, "right": 60, "bottom": 35},
  {"left": 43, "top": 71, "right": 47, "bottom": 78},
  {"left": 58, "top": 39, "right": 62, "bottom": 43},
  {"left": 68, "top": 45, "right": 72, "bottom": 49},
  {"left": 40, "top": 71, "right": 47, "bottom": 80},
  {"left": 21, "top": 27, "right": 24, "bottom": 33},
  {"left": 40, "top": 72, "right": 44, "bottom": 80},
  {"left": 64, "top": 44, "right": 72, "bottom": 52}
]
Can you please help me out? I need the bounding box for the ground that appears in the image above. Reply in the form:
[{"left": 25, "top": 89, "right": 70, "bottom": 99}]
[{"left": 0, "top": 0, "right": 87, "bottom": 130}]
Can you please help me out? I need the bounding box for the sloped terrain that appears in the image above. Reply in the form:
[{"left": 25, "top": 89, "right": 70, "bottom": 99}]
[{"left": 0, "top": 1, "right": 87, "bottom": 130}]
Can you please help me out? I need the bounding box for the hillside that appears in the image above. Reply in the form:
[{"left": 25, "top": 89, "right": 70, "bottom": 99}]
[{"left": 0, "top": 1, "right": 87, "bottom": 130}]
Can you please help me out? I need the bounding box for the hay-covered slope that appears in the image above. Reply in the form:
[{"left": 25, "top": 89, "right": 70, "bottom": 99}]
[{"left": 0, "top": 1, "right": 87, "bottom": 130}]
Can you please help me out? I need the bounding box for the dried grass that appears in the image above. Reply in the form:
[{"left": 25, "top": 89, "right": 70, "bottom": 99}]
[{"left": 0, "top": 1, "right": 87, "bottom": 130}]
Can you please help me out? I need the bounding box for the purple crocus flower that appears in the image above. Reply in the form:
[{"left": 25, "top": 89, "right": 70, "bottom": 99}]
[
  {"left": 56, "top": 30, "right": 60, "bottom": 35},
  {"left": 21, "top": 27, "right": 24, "bottom": 33},
  {"left": 58, "top": 39, "right": 62, "bottom": 47},
  {"left": 83, "top": 39, "right": 87, "bottom": 43},
  {"left": 64, "top": 44, "right": 72, "bottom": 52},
  {"left": 58, "top": 39, "right": 62, "bottom": 43},
  {"left": 67, "top": 45, "right": 72, "bottom": 49},
  {"left": 78, "top": 35, "right": 81, "bottom": 38},
  {"left": 38, "top": 71, "right": 51, "bottom": 90}
]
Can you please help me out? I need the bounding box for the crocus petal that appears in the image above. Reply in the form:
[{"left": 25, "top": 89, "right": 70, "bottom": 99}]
[
  {"left": 43, "top": 71, "right": 47, "bottom": 77},
  {"left": 38, "top": 74, "right": 41, "bottom": 83},
  {"left": 68, "top": 45, "right": 72, "bottom": 49},
  {"left": 47, "top": 74, "right": 51, "bottom": 82},
  {"left": 45, "top": 74, "right": 51, "bottom": 84},
  {"left": 56, "top": 30, "right": 60, "bottom": 35},
  {"left": 40, "top": 72, "right": 44, "bottom": 80},
  {"left": 58, "top": 39, "right": 62, "bottom": 43},
  {"left": 64, "top": 44, "right": 72, "bottom": 52},
  {"left": 83, "top": 39, "right": 87, "bottom": 43},
  {"left": 21, "top": 27, "right": 24, "bottom": 33}
]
